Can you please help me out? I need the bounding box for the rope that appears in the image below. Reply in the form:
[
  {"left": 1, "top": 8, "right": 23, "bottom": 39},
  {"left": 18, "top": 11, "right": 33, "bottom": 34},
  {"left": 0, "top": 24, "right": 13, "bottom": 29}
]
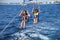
[
  {"left": 0, "top": 10, "right": 21, "bottom": 35},
  {"left": 0, "top": 13, "right": 19, "bottom": 35}
]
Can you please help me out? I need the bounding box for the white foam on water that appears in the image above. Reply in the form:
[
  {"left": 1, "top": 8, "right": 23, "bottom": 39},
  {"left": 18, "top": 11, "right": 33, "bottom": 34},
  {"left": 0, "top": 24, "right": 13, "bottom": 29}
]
[
  {"left": 29, "top": 33, "right": 50, "bottom": 40},
  {"left": 39, "top": 34, "right": 49, "bottom": 40},
  {"left": 13, "top": 33, "right": 50, "bottom": 40},
  {"left": 11, "top": 28, "right": 50, "bottom": 40},
  {"left": 30, "top": 34, "right": 38, "bottom": 37},
  {"left": 11, "top": 24, "right": 56, "bottom": 40},
  {"left": 40, "top": 27, "right": 58, "bottom": 31}
]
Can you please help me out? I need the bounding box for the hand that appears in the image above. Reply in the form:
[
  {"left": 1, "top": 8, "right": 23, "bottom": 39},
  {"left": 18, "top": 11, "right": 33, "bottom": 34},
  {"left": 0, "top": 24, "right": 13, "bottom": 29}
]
[{"left": 28, "top": 14, "right": 30, "bottom": 17}]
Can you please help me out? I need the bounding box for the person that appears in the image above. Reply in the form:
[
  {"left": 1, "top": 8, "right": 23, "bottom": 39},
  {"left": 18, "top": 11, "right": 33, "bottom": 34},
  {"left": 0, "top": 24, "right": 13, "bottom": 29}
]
[
  {"left": 33, "top": 9, "right": 39, "bottom": 24},
  {"left": 19, "top": 10, "right": 30, "bottom": 29}
]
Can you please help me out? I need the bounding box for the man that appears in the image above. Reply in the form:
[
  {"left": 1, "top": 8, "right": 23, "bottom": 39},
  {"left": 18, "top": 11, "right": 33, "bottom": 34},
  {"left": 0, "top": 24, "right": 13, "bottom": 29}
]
[
  {"left": 33, "top": 9, "right": 39, "bottom": 24},
  {"left": 19, "top": 10, "right": 30, "bottom": 29}
]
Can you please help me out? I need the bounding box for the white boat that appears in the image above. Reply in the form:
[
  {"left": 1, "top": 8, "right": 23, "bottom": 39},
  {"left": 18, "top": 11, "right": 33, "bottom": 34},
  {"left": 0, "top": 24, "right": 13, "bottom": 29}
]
[
  {"left": 21, "top": 0, "right": 33, "bottom": 6},
  {"left": 21, "top": 2, "right": 27, "bottom": 6}
]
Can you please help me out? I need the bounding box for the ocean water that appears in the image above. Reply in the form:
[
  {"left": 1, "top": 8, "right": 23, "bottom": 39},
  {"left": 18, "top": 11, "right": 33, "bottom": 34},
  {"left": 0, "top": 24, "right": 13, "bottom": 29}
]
[{"left": 0, "top": 4, "right": 60, "bottom": 40}]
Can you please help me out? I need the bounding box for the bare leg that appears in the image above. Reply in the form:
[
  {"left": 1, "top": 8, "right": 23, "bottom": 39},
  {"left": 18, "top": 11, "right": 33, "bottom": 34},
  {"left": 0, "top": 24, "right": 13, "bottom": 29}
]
[
  {"left": 36, "top": 18, "right": 38, "bottom": 23},
  {"left": 20, "top": 17, "right": 27, "bottom": 29},
  {"left": 34, "top": 18, "right": 38, "bottom": 24},
  {"left": 23, "top": 21, "right": 26, "bottom": 28},
  {"left": 34, "top": 18, "right": 35, "bottom": 24},
  {"left": 20, "top": 21, "right": 24, "bottom": 29}
]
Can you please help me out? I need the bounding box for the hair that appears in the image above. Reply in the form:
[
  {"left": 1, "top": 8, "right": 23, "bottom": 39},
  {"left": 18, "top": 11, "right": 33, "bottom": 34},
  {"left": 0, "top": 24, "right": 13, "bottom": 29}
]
[
  {"left": 23, "top": 10, "right": 27, "bottom": 13},
  {"left": 34, "top": 9, "right": 39, "bottom": 13},
  {"left": 22, "top": 10, "right": 28, "bottom": 15}
]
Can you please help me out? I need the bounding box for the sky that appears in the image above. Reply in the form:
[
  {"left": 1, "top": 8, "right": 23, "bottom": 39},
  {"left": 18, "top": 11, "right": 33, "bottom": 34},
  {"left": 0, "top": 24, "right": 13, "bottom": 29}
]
[{"left": 0, "top": 0, "right": 57, "bottom": 3}]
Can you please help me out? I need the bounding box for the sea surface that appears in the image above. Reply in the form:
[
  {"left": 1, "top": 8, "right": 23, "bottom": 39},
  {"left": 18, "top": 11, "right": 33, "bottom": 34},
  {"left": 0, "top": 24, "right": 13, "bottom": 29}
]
[{"left": 0, "top": 4, "right": 60, "bottom": 40}]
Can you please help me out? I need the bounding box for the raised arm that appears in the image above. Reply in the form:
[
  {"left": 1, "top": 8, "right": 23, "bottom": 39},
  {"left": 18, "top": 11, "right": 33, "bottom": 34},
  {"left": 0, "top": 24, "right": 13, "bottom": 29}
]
[
  {"left": 27, "top": 11, "right": 30, "bottom": 17},
  {"left": 28, "top": 13, "right": 30, "bottom": 17}
]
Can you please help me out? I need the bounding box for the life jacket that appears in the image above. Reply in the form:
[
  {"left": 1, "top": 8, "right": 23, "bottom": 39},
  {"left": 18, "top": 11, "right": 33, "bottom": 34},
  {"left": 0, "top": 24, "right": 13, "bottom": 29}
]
[
  {"left": 34, "top": 12, "right": 39, "bottom": 16},
  {"left": 33, "top": 9, "right": 39, "bottom": 16}
]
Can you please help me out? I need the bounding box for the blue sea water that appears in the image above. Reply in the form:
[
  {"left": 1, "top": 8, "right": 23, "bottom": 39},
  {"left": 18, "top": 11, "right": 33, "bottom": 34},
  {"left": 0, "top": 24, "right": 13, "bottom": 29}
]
[{"left": 0, "top": 4, "right": 60, "bottom": 40}]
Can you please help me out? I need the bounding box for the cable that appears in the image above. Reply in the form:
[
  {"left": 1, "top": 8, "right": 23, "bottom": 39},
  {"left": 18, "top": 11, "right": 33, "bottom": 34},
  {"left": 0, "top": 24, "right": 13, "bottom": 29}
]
[
  {"left": 0, "top": 13, "right": 19, "bottom": 35},
  {"left": 0, "top": 9, "right": 21, "bottom": 35}
]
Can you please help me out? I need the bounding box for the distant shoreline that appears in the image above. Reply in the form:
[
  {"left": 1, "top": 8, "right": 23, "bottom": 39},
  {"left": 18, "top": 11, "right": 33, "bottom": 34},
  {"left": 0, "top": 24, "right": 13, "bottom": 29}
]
[
  {"left": 0, "top": 1, "right": 60, "bottom": 5},
  {"left": 0, "top": 3, "right": 60, "bottom": 5}
]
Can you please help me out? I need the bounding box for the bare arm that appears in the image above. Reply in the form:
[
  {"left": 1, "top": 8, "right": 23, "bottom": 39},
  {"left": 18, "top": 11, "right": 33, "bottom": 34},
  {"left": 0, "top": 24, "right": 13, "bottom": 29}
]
[
  {"left": 27, "top": 11, "right": 30, "bottom": 17},
  {"left": 28, "top": 13, "right": 30, "bottom": 17}
]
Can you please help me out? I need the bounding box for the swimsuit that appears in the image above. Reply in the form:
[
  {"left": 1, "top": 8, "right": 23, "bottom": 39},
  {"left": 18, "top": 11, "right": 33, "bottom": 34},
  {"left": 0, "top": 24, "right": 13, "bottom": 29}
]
[
  {"left": 34, "top": 12, "right": 39, "bottom": 18},
  {"left": 21, "top": 13, "right": 28, "bottom": 22}
]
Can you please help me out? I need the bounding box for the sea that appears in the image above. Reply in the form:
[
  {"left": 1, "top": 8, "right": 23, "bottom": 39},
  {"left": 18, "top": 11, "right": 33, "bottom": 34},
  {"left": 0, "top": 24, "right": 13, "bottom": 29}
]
[{"left": 0, "top": 4, "right": 60, "bottom": 40}]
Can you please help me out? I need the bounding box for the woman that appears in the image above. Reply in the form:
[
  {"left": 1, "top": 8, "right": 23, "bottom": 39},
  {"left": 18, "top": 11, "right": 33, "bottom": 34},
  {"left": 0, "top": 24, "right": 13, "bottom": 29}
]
[
  {"left": 33, "top": 9, "right": 39, "bottom": 24},
  {"left": 19, "top": 10, "right": 30, "bottom": 29}
]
